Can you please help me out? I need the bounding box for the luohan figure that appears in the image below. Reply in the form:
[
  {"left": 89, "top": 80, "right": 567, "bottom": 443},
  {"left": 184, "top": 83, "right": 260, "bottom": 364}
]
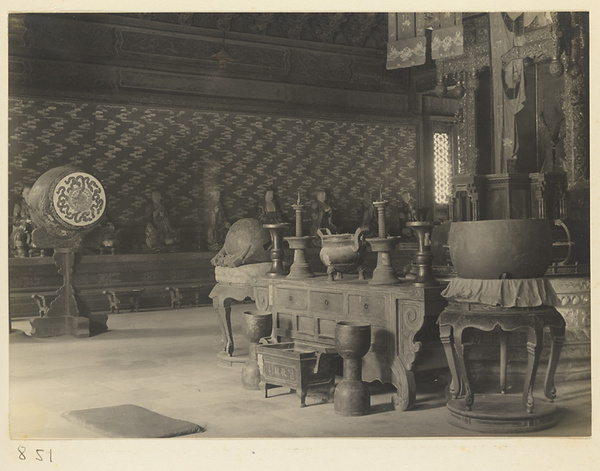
[
  {"left": 145, "top": 191, "right": 179, "bottom": 252},
  {"left": 258, "top": 189, "right": 287, "bottom": 224},
  {"left": 205, "top": 188, "right": 229, "bottom": 251},
  {"left": 9, "top": 186, "right": 33, "bottom": 257},
  {"left": 309, "top": 189, "right": 337, "bottom": 246}
]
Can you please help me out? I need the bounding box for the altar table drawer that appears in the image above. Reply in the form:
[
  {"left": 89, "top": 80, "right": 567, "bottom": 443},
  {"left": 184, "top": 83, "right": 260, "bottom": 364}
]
[
  {"left": 309, "top": 291, "right": 344, "bottom": 314},
  {"left": 274, "top": 288, "right": 308, "bottom": 311},
  {"left": 348, "top": 294, "right": 386, "bottom": 323}
]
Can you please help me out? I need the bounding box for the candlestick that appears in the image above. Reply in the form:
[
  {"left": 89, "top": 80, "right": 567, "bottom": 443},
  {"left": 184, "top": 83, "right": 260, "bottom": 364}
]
[
  {"left": 292, "top": 203, "right": 304, "bottom": 237},
  {"left": 286, "top": 203, "right": 314, "bottom": 279},
  {"left": 263, "top": 223, "right": 290, "bottom": 277},
  {"left": 406, "top": 221, "right": 439, "bottom": 287},
  {"left": 366, "top": 200, "right": 400, "bottom": 285}
]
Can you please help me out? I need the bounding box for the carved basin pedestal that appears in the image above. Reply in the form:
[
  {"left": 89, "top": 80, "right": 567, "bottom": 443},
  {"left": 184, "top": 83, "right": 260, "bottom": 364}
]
[
  {"left": 334, "top": 321, "right": 371, "bottom": 416},
  {"left": 242, "top": 310, "right": 273, "bottom": 390}
]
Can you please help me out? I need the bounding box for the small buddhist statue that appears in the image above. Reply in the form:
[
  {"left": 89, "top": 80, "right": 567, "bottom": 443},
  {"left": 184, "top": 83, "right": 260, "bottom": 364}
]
[
  {"left": 258, "top": 189, "right": 287, "bottom": 224},
  {"left": 145, "top": 190, "right": 179, "bottom": 252},
  {"left": 206, "top": 188, "right": 230, "bottom": 251},
  {"left": 358, "top": 190, "right": 378, "bottom": 238},
  {"left": 398, "top": 190, "right": 418, "bottom": 242},
  {"left": 309, "top": 189, "right": 337, "bottom": 246},
  {"left": 9, "top": 186, "right": 33, "bottom": 257}
]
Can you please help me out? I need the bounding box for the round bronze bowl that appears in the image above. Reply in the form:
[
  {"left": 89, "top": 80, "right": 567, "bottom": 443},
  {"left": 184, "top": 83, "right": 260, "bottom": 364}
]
[
  {"left": 335, "top": 321, "right": 371, "bottom": 359},
  {"left": 448, "top": 219, "right": 553, "bottom": 279},
  {"left": 243, "top": 310, "right": 273, "bottom": 344}
]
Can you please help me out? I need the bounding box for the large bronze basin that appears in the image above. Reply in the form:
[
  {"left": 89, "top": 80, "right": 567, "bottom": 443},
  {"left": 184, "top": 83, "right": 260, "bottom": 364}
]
[{"left": 448, "top": 219, "right": 553, "bottom": 279}]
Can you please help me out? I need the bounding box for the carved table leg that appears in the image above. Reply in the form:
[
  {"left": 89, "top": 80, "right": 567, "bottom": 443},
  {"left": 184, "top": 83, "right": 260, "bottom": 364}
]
[
  {"left": 390, "top": 358, "right": 417, "bottom": 411},
  {"left": 523, "top": 326, "right": 543, "bottom": 413},
  {"left": 212, "top": 296, "right": 234, "bottom": 356},
  {"left": 498, "top": 329, "right": 510, "bottom": 394},
  {"left": 544, "top": 325, "right": 566, "bottom": 402},
  {"left": 453, "top": 327, "right": 473, "bottom": 411},
  {"left": 439, "top": 323, "right": 461, "bottom": 398}
]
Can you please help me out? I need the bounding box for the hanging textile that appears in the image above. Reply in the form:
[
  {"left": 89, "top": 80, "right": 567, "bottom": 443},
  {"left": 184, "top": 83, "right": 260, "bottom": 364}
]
[
  {"left": 489, "top": 12, "right": 526, "bottom": 172},
  {"left": 387, "top": 13, "right": 426, "bottom": 69},
  {"left": 431, "top": 24, "right": 464, "bottom": 60},
  {"left": 431, "top": 13, "right": 463, "bottom": 60}
]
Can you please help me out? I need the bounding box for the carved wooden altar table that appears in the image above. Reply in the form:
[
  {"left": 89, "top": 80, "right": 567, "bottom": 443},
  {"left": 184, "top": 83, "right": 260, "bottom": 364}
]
[
  {"left": 438, "top": 301, "right": 566, "bottom": 432},
  {"left": 253, "top": 275, "right": 447, "bottom": 411}
]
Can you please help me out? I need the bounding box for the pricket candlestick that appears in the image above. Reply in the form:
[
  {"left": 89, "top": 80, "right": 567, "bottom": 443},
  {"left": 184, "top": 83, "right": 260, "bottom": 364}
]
[
  {"left": 263, "top": 222, "right": 290, "bottom": 277},
  {"left": 406, "top": 221, "right": 439, "bottom": 287},
  {"left": 284, "top": 198, "right": 315, "bottom": 279},
  {"left": 366, "top": 200, "right": 400, "bottom": 285}
]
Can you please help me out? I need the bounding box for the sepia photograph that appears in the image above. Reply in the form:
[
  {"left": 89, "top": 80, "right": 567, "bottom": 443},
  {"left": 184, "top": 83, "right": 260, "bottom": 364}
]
[{"left": 3, "top": 2, "right": 597, "bottom": 469}]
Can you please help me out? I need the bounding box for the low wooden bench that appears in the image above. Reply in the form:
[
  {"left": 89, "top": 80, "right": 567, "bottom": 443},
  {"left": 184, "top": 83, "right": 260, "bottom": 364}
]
[
  {"left": 165, "top": 286, "right": 203, "bottom": 309},
  {"left": 102, "top": 289, "right": 144, "bottom": 313}
]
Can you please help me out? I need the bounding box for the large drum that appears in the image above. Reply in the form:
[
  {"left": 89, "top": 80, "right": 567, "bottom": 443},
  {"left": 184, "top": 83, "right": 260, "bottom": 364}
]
[{"left": 28, "top": 165, "right": 106, "bottom": 241}]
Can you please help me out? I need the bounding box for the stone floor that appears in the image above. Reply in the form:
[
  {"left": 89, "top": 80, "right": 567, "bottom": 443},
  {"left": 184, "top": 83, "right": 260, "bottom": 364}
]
[{"left": 9, "top": 304, "right": 592, "bottom": 441}]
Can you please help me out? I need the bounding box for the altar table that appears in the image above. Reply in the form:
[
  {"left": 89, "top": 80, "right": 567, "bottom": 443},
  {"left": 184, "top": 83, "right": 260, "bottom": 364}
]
[{"left": 253, "top": 275, "right": 447, "bottom": 411}]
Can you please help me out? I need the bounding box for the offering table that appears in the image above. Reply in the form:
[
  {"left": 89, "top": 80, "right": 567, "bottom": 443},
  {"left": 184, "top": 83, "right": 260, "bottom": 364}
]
[{"left": 253, "top": 275, "right": 447, "bottom": 411}]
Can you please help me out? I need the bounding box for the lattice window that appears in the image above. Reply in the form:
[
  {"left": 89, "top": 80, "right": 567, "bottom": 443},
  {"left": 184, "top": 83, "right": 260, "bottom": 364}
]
[{"left": 433, "top": 132, "right": 452, "bottom": 205}]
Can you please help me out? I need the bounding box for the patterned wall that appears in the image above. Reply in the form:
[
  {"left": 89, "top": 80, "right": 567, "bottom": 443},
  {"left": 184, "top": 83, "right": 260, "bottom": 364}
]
[{"left": 9, "top": 97, "right": 419, "bottom": 244}]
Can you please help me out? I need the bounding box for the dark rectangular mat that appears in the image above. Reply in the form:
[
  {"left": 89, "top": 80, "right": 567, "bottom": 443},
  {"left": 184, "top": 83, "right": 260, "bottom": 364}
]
[{"left": 62, "top": 404, "right": 205, "bottom": 438}]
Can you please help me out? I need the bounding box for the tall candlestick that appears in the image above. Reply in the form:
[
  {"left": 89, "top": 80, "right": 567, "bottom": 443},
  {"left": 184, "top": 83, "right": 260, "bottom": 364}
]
[
  {"left": 366, "top": 200, "right": 400, "bottom": 285},
  {"left": 286, "top": 202, "right": 314, "bottom": 279},
  {"left": 293, "top": 205, "right": 303, "bottom": 237}
]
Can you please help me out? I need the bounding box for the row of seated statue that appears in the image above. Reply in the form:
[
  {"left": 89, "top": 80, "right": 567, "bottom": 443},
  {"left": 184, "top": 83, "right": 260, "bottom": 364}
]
[{"left": 9, "top": 185, "right": 420, "bottom": 257}]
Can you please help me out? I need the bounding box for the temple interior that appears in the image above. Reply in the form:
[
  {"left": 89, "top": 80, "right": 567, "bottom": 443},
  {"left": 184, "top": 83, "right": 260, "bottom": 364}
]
[{"left": 6, "top": 10, "right": 594, "bottom": 467}]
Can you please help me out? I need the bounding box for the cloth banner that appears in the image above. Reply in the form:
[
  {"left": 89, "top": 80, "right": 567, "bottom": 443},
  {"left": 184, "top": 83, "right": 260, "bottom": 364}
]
[
  {"left": 489, "top": 12, "right": 527, "bottom": 171},
  {"left": 388, "top": 12, "right": 416, "bottom": 40},
  {"left": 387, "top": 36, "right": 427, "bottom": 69},
  {"left": 441, "top": 277, "right": 560, "bottom": 308},
  {"left": 431, "top": 24, "right": 464, "bottom": 60}
]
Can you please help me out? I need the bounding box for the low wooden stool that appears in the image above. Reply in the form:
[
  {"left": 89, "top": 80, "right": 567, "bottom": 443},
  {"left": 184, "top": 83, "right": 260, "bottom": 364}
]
[
  {"left": 102, "top": 289, "right": 144, "bottom": 313},
  {"left": 438, "top": 301, "right": 566, "bottom": 433},
  {"left": 165, "top": 286, "right": 202, "bottom": 309}
]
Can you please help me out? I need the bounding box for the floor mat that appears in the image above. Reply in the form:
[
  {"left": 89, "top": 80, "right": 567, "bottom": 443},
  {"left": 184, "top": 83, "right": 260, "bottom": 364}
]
[{"left": 62, "top": 404, "right": 205, "bottom": 438}]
